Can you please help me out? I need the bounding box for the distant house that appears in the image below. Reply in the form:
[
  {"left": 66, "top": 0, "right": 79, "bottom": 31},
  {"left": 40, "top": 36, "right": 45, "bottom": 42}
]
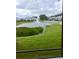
[
  {"left": 31, "top": 16, "right": 37, "bottom": 20},
  {"left": 55, "top": 15, "right": 62, "bottom": 21},
  {"left": 49, "top": 13, "right": 62, "bottom": 21}
]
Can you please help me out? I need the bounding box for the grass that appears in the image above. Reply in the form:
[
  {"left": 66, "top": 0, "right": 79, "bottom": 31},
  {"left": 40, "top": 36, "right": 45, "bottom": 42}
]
[
  {"left": 16, "top": 20, "right": 35, "bottom": 25},
  {"left": 16, "top": 23, "right": 62, "bottom": 59},
  {"left": 16, "top": 21, "right": 26, "bottom": 25}
]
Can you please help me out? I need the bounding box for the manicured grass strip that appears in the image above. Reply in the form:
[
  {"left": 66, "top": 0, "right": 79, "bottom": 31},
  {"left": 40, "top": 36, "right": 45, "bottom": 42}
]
[
  {"left": 16, "top": 21, "right": 26, "bottom": 25},
  {"left": 16, "top": 20, "right": 34, "bottom": 25}
]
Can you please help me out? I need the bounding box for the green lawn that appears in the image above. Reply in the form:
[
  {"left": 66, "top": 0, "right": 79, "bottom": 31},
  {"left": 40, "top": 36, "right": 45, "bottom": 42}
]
[
  {"left": 16, "top": 20, "right": 35, "bottom": 25},
  {"left": 16, "top": 21, "right": 26, "bottom": 25},
  {"left": 16, "top": 23, "right": 62, "bottom": 59}
]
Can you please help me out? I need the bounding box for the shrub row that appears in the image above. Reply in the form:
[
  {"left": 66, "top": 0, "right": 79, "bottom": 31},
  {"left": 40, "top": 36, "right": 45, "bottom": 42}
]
[
  {"left": 16, "top": 20, "right": 35, "bottom": 22},
  {"left": 16, "top": 27, "right": 43, "bottom": 37}
]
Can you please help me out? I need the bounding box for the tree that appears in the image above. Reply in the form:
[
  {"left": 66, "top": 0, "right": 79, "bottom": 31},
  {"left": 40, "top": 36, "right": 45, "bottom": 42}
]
[{"left": 39, "top": 14, "right": 48, "bottom": 21}]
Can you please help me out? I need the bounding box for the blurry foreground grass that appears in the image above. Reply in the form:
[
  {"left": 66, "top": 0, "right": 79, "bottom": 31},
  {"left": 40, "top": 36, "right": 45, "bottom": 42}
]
[{"left": 16, "top": 23, "right": 62, "bottom": 59}]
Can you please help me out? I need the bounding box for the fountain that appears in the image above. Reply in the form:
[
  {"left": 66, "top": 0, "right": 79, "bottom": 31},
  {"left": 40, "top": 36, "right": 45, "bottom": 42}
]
[{"left": 35, "top": 15, "right": 46, "bottom": 32}]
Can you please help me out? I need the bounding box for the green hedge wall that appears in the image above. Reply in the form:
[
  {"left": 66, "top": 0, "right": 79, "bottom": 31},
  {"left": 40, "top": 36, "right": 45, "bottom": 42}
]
[{"left": 16, "top": 27, "right": 43, "bottom": 37}]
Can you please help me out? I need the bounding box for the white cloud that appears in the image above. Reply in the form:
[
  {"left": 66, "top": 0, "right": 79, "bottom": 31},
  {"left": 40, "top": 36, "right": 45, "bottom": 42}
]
[
  {"left": 48, "top": 8, "right": 53, "bottom": 11},
  {"left": 40, "top": 8, "right": 43, "bottom": 11},
  {"left": 52, "top": 0, "right": 62, "bottom": 15},
  {"left": 16, "top": 0, "right": 62, "bottom": 18},
  {"left": 16, "top": 8, "right": 32, "bottom": 16}
]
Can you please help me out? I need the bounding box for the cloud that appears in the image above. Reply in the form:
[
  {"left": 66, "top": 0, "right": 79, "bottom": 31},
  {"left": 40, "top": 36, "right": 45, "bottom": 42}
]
[
  {"left": 16, "top": 0, "right": 62, "bottom": 18},
  {"left": 54, "top": 0, "right": 62, "bottom": 12},
  {"left": 16, "top": 9, "right": 32, "bottom": 15},
  {"left": 48, "top": 8, "right": 53, "bottom": 11}
]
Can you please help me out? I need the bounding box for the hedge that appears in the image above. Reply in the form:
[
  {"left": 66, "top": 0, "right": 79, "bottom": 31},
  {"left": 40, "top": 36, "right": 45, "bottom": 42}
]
[{"left": 16, "top": 27, "right": 43, "bottom": 37}]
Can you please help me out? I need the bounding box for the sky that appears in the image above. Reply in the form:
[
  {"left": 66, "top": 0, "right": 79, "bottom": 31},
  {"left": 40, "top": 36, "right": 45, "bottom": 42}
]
[{"left": 16, "top": 0, "right": 62, "bottom": 18}]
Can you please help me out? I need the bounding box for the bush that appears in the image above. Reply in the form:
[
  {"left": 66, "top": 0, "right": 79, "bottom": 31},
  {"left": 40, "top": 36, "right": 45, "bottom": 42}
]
[
  {"left": 16, "top": 20, "right": 35, "bottom": 22},
  {"left": 16, "top": 27, "right": 43, "bottom": 37}
]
